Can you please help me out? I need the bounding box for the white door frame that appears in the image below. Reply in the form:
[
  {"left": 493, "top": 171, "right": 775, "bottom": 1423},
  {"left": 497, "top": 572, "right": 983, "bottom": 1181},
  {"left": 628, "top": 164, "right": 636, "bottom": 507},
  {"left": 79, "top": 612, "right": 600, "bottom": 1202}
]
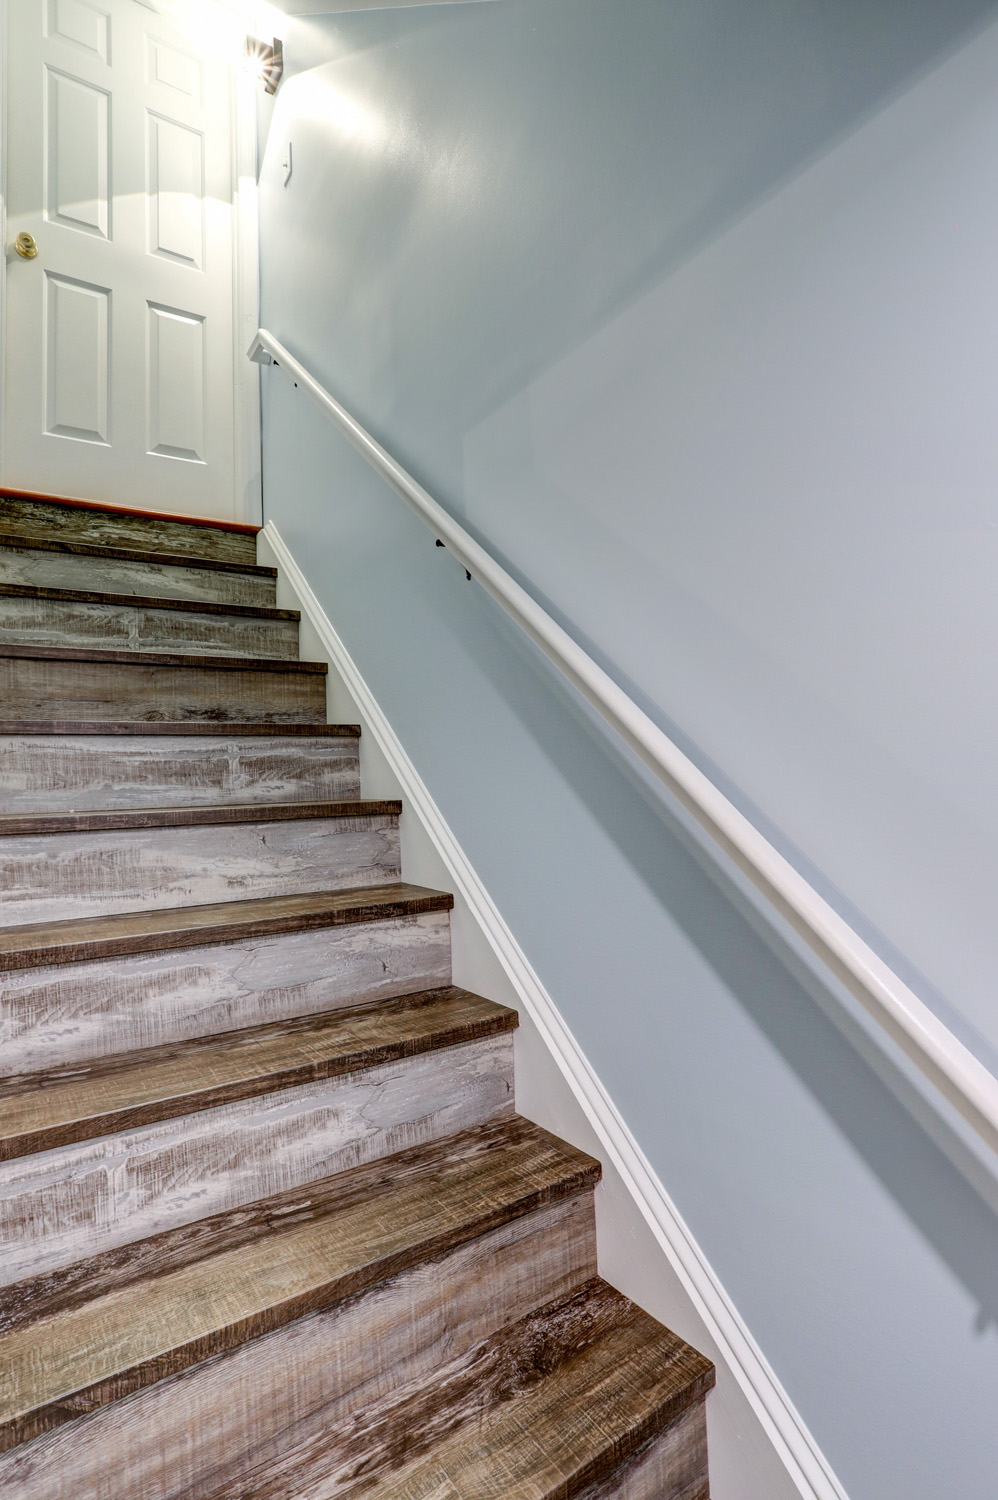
[
  {"left": 231, "top": 59, "right": 263, "bottom": 525},
  {"left": 0, "top": 0, "right": 263, "bottom": 526},
  {"left": 0, "top": 0, "right": 9, "bottom": 498}
]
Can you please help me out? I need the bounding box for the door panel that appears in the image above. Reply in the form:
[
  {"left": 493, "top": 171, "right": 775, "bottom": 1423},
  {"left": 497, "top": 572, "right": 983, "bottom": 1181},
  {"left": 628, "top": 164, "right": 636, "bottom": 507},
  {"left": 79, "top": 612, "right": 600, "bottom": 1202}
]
[
  {"left": 145, "top": 34, "right": 202, "bottom": 105},
  {"left": 46, "top": 0, "right": 111, "bottom": 64},
  {"left": 45, "top": 67, "right": 111, "bottom": 238},
  {"left": 4, "top": 0, "right": 237, "bottom": 519},
  {"left": 147, "top": 113, "right": 204, "bottom": 269},
  {"left": 45, "top": 273, "right": 110, "bottom": 442},
  {"left": 147, "top": 302, "right": 205, "bottom": 461}
]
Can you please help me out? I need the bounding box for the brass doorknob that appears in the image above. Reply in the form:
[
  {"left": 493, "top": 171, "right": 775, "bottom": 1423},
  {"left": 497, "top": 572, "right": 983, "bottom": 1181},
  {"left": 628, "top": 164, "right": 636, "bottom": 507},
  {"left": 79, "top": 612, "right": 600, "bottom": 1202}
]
[{"left": 13, "top": 232, "right": 38, "bottom": 260}]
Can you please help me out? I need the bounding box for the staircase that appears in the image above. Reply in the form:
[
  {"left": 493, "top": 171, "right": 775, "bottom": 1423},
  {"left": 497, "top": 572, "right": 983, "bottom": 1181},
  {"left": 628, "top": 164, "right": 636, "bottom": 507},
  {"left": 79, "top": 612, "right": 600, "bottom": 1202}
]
[{"left": 0, "top": 494, "right": 714, "bottom": 1500}]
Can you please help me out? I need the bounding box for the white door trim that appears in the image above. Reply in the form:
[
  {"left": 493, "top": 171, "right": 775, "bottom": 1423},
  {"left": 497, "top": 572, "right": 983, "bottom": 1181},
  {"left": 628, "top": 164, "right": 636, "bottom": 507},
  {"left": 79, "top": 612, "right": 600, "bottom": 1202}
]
[
  {"left": 231, "top": 63, "right": 263, "bottom": 525},
  {"left": 0, "top": 0, "right": 262, "bottom": 525},
  {"left": 0, "top": 0, "right": 9, "bottom": 484}
]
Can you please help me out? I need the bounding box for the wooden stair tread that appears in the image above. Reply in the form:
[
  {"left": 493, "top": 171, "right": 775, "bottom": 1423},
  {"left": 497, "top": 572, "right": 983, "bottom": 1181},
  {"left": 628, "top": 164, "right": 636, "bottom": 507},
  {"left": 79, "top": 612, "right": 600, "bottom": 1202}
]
[
  {"left": 0, "top": 1117, "right": 591, "bottom": 1453},
  {"left": 0, "top": 986, "right": 513, "bottom": 1159},
  {"left": 0, "top": 881, "right": 448, "bottom": 969},
  {"left": 0, "top": 580, "right": 300, "bottom": 620},
  {"left": 0, "top": 530, "right": 275, "bottom": 577},
  {"left": 0, "top": 642, "right": 326, "bottom": 673},
  {"left": 0, "top": 720, "right": 359, "bottom": 736},
  {"left": 0, "top": 489, "right": 260, "bottom": 535},
  {"left": 0, "top": 798, "right": 399, "bottom": 836},
  {"left": 0, "top": 491, "right": 259, "bottom": 569},
  {"left": 200, "top": 1278, "right": 714, "bottom": 1500}
]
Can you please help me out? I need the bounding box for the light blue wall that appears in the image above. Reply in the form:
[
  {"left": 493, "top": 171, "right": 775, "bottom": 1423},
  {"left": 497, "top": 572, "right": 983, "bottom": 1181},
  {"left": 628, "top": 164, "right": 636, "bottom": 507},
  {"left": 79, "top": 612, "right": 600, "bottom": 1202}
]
[{"left": 258, "top": 5, "right": 998, "bottom": 1495}]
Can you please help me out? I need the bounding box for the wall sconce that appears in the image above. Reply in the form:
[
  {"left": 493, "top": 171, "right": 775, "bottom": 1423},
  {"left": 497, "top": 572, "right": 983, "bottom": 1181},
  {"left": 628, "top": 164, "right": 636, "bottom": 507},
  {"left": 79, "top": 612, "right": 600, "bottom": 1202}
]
[{"left": 244, "top": 35, "right": 284, "bottom": 94}]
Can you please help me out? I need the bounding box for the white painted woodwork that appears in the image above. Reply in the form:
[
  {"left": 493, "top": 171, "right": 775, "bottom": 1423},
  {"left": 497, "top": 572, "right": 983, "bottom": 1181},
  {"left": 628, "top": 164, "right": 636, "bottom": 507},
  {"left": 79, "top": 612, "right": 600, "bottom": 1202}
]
[
  {"left": 3, "top": 0, "right": 239, "bottom": 517},
  {"left": 0, "top": 911, "right": 450, "bottom": 1071},
  {"left": 147, "top": 305, "right": 206, "bottom": 460},
  {"left": 45, "top": 69, "right": 110, "bottom": 238},
  {"left": 0, "top": 1036, "right": 515, "bottom": 1286},
  {"left": 0, "top": 1195, "right": 591, "bottom": 1500},
  {"left": 45, "top": 274, "right": 110, "bottom": 441},
  {"left": 46, "top": 0, "right": 112, "bottom": 65}
]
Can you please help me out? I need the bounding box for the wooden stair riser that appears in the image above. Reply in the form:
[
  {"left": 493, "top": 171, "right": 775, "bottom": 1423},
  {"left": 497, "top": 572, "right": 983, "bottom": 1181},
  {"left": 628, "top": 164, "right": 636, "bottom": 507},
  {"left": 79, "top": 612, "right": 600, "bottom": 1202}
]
[
  {"left": 0, "top": 544, "right": 276, "bottom": 607},
  {"left": 0, "top": 595, "right": 300, "bottom": 660},
  {"left": 0, "top": 1194, "right": 595, "bottom": 1500},
  {"left": 0, "top": 812, "right": 400, "bottom": 926},
  {"left": 0, "top": 497, "right": 258, "bottom": 565},
  {"left": 0, "top": 734, "right": 360, "bottom": 813},
  {"left": 0, "top": 654, "right": 326, "bottom": 723},
  {"left": 0, "top": 912, "right": 452, "bottom": 1073},
  {"left": 0, "top": 1034, "right": 515, "bottom": 1287},
  {"left": 577, "top": 1405, "right": 709, "bottom": 1500},
  {"left": 231, "top": 1280, "right": 712, "bottom": 1500}
]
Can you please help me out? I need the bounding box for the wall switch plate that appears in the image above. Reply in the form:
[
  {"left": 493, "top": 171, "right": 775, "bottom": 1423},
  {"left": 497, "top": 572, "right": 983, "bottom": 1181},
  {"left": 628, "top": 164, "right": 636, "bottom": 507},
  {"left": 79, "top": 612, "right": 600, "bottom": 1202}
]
[{"left": 282, "top": 141, "right": 293, "bottom": 186}]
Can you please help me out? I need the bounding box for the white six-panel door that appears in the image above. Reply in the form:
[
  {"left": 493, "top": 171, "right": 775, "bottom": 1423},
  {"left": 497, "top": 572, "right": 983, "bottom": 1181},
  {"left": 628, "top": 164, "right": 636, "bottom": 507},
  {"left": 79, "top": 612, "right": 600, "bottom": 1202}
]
[{"left": 2, "top": 0, "right": 240, "bottom": 519}]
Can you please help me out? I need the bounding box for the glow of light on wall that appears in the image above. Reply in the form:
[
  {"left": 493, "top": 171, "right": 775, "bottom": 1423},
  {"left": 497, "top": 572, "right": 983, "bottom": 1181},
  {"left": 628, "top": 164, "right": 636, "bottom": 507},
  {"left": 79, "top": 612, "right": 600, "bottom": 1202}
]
[{"left": 288, "top": 70, "right": 388, "bottom": 152}]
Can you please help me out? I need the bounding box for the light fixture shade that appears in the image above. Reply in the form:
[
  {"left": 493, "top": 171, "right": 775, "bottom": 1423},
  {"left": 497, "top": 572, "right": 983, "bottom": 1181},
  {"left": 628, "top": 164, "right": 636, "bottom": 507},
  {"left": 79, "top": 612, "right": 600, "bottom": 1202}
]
[{"left": 243, "top": 35, "right": 284, "bottom": 95}]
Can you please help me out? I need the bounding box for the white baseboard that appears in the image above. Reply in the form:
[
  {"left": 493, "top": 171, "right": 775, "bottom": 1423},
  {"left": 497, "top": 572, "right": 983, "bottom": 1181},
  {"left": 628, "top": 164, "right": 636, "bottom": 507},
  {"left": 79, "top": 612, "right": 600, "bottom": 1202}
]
[{"left": 259, "top": 520, "right": 850, "bottom": 1500}]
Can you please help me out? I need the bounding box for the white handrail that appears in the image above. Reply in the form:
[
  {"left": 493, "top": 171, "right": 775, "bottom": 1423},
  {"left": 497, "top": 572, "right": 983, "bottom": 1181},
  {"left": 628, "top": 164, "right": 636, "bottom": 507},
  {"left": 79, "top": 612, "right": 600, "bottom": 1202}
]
[{"left": 251, "top": 325, "right": 998, "bottom": 1156}]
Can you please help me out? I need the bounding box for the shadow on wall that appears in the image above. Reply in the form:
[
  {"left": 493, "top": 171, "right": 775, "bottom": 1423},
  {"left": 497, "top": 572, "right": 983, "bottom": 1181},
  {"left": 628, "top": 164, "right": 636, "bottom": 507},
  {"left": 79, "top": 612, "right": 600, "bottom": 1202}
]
[
  {"left": 258, "top": 6, "right": 998, "bottom": 1491},
  {"left": 273, "top": 0, "right": 998, "bottom": 433},
  {"left": 470, "top": 587, "right": 998, "bottom": 1332}
]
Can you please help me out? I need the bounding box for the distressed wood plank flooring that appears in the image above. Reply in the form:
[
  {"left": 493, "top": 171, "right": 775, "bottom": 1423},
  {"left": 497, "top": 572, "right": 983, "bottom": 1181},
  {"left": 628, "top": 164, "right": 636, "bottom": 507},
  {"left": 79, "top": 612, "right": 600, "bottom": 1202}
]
[
  {"left": 0, "top": 582, "right": 297, "bottom": 618},
  {"left": 0, "top": 497, "right": 714, "bottom": 1499},
  {"left": 199, "top": 1280, "right": 714, "bottom": 1500},
  {"left": 0, "top": 532, "right": 271, "bottom": 577},
  {"left": 0, "top": 1196, "right": 596, "bottom": 1500},
  {"left": 0, "top": 988, "right": 515, "bottom": 1159},
  {"left": 0, "top": 495, "right": 259, "bottom": 565},
  {"left": 0, "top": 591, "right": 301, "bottom": 659},
  {"left": 0, "top": 1119, "right": 595, "bottom": 1453},
  {"left": 0, "top": 883, "right": 453, "bottom": 969},
  {"left": 0, "top": 732, "right": 361, "bottom": 812},
  {"left": 0, "top": 720, "right": 357, "bottom": 735},
  {"left": 0, "top": 808, "right": 402, "bottom": 926},
  {"left": 0, "top": 799, "right": 396, "bottom": 835},
  {"left": 0, "top": 909, "right": 453, "bottom": 1072},
  {"left": 0, "top": 1036, "right": 516, "bottom": 1288},
  {"left": 0, "top": 652, "right": 328, "bottom": 723},
  {"left": 0, "top": 542, "right": 277, "bottom": 607}
]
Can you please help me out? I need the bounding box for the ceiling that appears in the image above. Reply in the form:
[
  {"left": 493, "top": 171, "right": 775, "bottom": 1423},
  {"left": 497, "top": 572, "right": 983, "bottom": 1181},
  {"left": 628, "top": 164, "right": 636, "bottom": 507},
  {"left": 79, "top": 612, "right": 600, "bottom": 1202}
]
[{"left": 267, "top": 0, "right": 495, "bottom": 14}]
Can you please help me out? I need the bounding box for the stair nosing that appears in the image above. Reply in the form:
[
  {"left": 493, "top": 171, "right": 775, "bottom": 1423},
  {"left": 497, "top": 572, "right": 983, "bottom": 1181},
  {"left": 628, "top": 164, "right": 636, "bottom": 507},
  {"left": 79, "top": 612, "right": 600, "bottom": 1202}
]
[
  {"left": 0, "top": 1117, "right": 593, "bottom": 1454},
  {"left": 0, "top": 581, "right": 300, "bottom": 621},
  {"left": 0, "top": 882, "right": 453, "bottom": 970},
  {"left": 0, "top": 643, "right": 326, "bottom": 673},
  {"left": 0, "top": 798, "right": 400, "bottom": 837},
  {"left": 0, "top": 721, "right": 359, "bottom": 736},
  {"left": 0, "top": 530, "right": 276, "bottom": 576},
  {"left": 0, "top": 986, "right": 517, "bottom": 1161}
]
